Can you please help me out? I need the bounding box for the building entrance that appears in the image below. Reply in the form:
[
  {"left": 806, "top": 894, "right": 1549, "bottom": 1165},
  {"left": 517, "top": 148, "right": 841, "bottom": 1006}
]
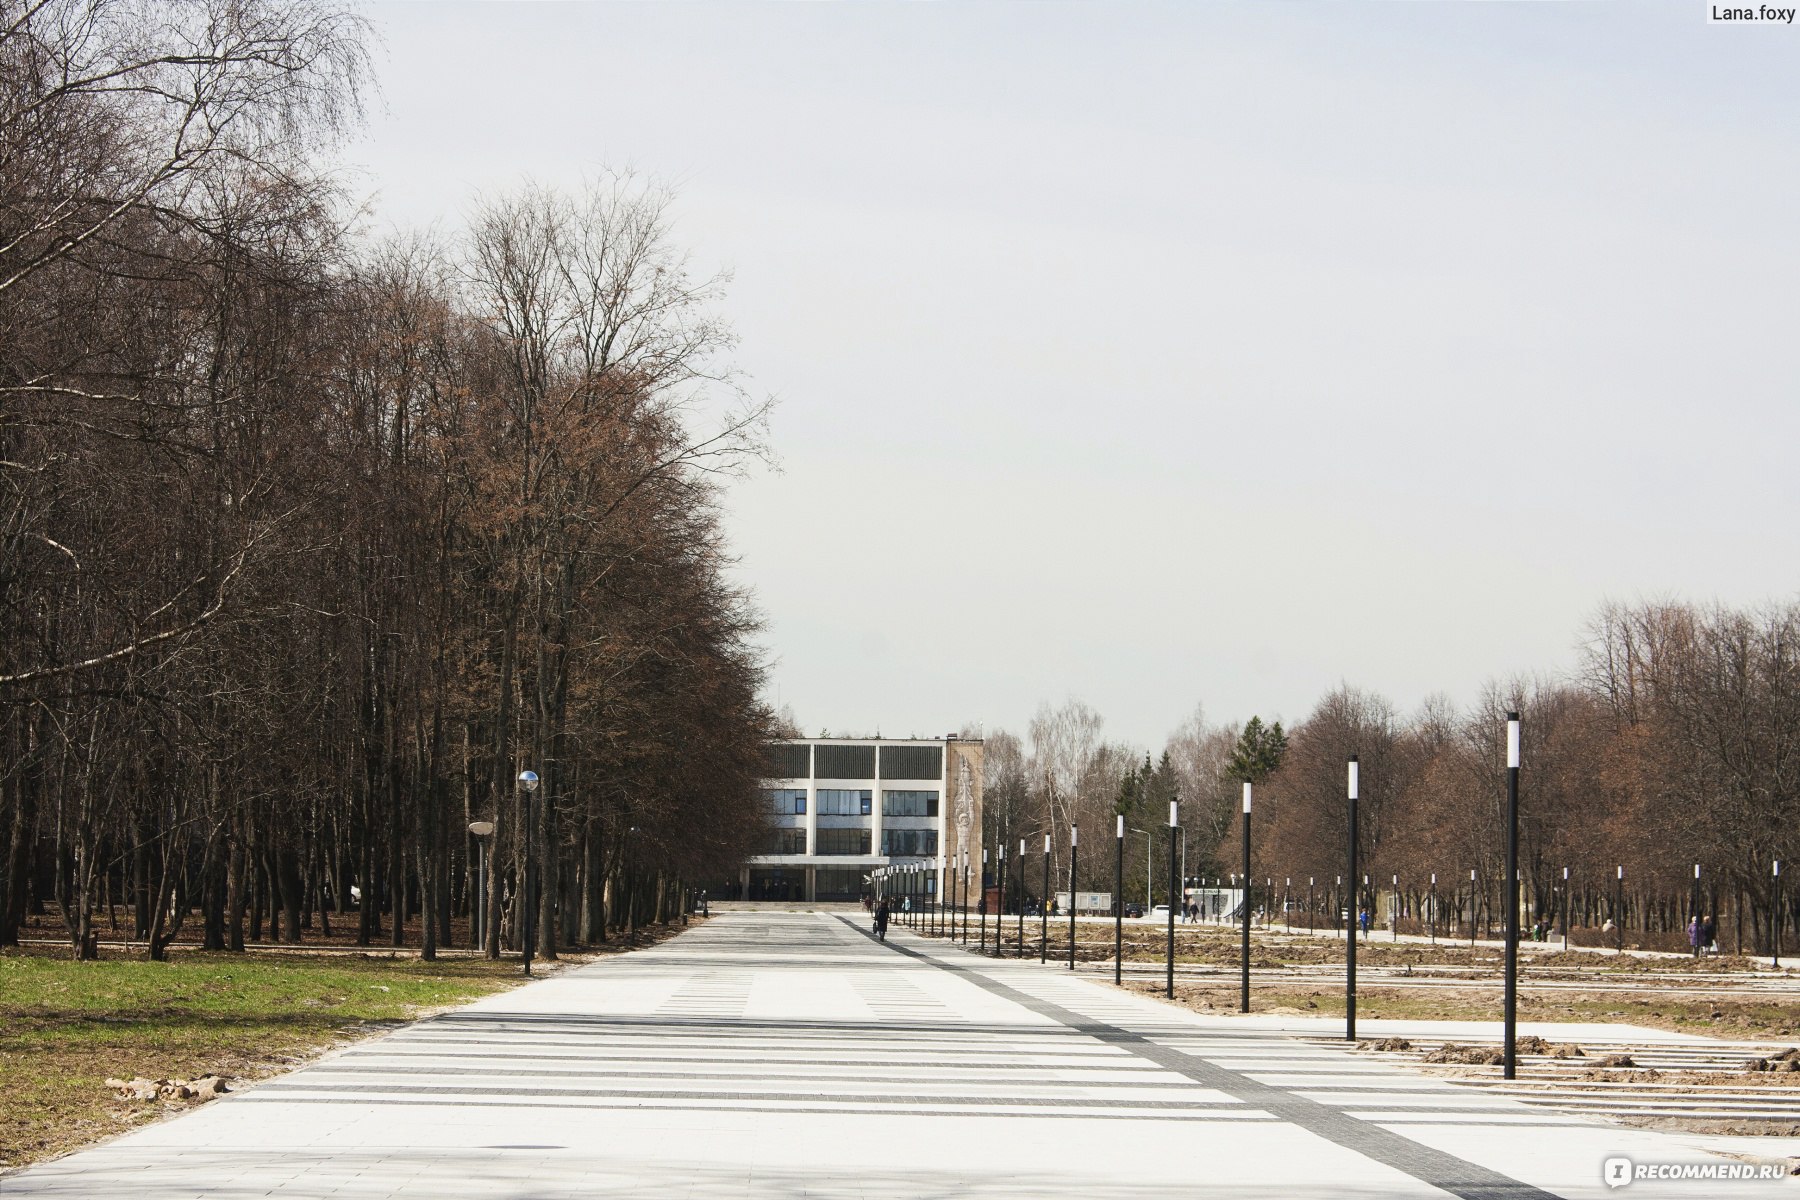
[{"left": 748, "top": 868, "right": 804, "bottom": 901}]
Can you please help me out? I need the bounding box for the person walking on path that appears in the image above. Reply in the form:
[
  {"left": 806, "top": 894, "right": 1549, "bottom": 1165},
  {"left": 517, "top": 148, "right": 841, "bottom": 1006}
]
[
  {"left": 1701, "top": 913, "right": 1717, "bottom": 957},
  {"left": 874, "top": 899, "right": 891, "bottom": 942},
  {"left": 1688, "top": 914, "right": 1703, "bottom": 958}
]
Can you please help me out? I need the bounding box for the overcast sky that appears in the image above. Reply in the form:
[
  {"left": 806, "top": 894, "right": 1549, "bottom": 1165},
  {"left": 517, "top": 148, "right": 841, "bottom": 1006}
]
[{"left": 355, "top": 2, "right": 1799, "bottom": 753}]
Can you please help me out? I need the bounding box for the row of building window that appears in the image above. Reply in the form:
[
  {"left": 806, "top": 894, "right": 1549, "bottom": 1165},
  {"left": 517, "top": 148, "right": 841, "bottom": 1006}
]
[
  {"left": 758, "top": 828, "right": 939, "bottom": 857},
  {"left": 882, "top": 829, "right": 938, "bottom": 857},
  {"left": 817, "top": 789, "right": 872, "bottom": 816},
  {"left": 765, "top": 788, "right": 939, "bottom": 816},
  {"left": 765, "top": 743, "right": 946, "bottom": 781},
  {"left": 816, "top": 829, "right": 871, "bottom": 856}
]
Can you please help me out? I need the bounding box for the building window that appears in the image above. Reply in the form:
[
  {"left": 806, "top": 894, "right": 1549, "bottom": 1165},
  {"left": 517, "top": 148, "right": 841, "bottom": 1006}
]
[
  {"left": 766, "top": 788, "right": 807, "bottom": 815},
  {"left": 764, "top": 828, "right": 807, "bottom": 856},
  {"left": 881, "top": 790, "right": 939, "bottom": 818},
  {"left": 816, "top": 789, "right": 872, "bottom": 817},
  {"left": 814, "top": 744, "right": 876, "bottom": 779},
  {"left": 816, "top": 828, "right": 871, "bottom": 856},
  {"left": 766, "top": 743, "right": 811, "bottom": 779},
  {"left": 878, "top": 744, "right": 942, "bottom": 780},
  {"left": 882, "top": 829, "right": 938, "bottom": 857}
]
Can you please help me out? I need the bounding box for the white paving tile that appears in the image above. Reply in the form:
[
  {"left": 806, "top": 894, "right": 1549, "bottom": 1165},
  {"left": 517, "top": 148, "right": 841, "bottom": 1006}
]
[{"left": 2, "top": 911, "right": 1790, "bottom": 1199}]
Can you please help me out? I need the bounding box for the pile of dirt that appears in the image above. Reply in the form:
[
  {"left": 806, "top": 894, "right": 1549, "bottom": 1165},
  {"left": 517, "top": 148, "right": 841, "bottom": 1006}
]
[
  {"left": 1422, "top": 1043, "right": 1504, "bottom": 1065},
  {"left": 1746, "top": 1048, "right": 1800, "bottom": 1072},
  {"left": 1360, "top": 1037, "right": 1413, "bottom": 1052},
  {"left": 105, "top": 1075, "right": 230, "bottom": 1102},
  {"left": 1513, "top": 1035, "right": 1586, "bottom": 1058},
  {"left": 1593, "top": 1053, "right": 1637, "bottom": 1068}
]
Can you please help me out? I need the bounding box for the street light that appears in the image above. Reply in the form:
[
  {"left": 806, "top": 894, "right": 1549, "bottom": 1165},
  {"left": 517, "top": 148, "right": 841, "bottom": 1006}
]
[
  {"left": 1503, "top": 710, "right": 1521, "bottom": 1080},
  {"left": 1040, "top": 832, "right": 1051, "bottom": 964},
  {"left": 994, "top": 841, "right": 1007, "bottom": 958},
  {"left": 1068, "top": 825, "right": 1078, "bottom": 971},
  {"left": 1562, "top": 866, "right": 1570, "bottom": 951},
  {"left": 1239, "top": 783, "right": 1252, "bottom": 1013},
  {"left": 980, "top": 849, "right": 990, "bottom": 953},
  {"left": 1774, "top": 860, "right": 1783, "bottom": 968},
  {"left": 1346, "top": 756, "right": 1359, "bottom": 1042},
  {"left": 1167, "top": 798, "right": 1179, "bottom": 999},
  {"left": 1017, "top": 837, "right": 1027, "bottom": 956},
  {"left": 1114, "top": 814, "right": 1124, "bottom": 985},
  {"left": 517, "top": 770, "right": 539, "bottom": 977},
  {"left": 468, "top": 820, "right": 495, "bottom": 953}
]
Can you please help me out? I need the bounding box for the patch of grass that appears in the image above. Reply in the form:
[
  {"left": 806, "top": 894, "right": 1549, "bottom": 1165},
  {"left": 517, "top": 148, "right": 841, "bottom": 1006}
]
[
  {"left": 0, "top": 948, "right": 535, "bottom": 1170},
  {"left": 1124, "top": 979, "right": 1800, "bottom": 1042}
]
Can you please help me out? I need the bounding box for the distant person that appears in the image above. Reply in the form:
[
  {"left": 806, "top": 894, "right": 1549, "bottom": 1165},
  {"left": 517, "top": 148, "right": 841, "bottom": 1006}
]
[
  {"left": 1701, "top": 914, "right": 1717, "bottom": 956},
  {"left": 874, "top": 899, "right": 891, "bottom": 941},
  {"left": 1358, "top": 908, "right": 1372, "bottom": 939},
  {"left": 1688, "top": 914, "right": 1703, "bottom": 958}
]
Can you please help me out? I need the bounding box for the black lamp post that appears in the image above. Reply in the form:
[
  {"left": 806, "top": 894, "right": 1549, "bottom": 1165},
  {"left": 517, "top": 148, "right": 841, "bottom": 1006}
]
[
  {"left": 1615, "top": 865, "right": 1624, "bottom": 952},
  {"left": 1346, "top": 756, "right": 1358, "bottom": 1042},
  {"left": 1503, "top": 710, "right": 1521, "bottom": 1081},
  {"left": 1068, "top": 825, "right": 1078, "bottom": 970},
  {"left": 1240, "top": 783, "right": 1252, "bottom": 1013},
  {"left": 980, "top": 849, "right": 990, "bottom": 953},
  {"left": 1167, "top": 799, "right": 1179, "bottom": 999},
  {"left": 994, "top": 843, "right": 1006, "bottom": 957},
  {"left": 1040, "top": 833, "right": 1050, "bottom": 964},
  {"left": 1562, "top": 866, "right": 1570, "bottom": 951},
  {"left": 1016, "top": 838, "right": 1026, "bottom": 956},
  {"left": 1114, "top": 814, "right": 1124, "bottom": 985},
  {"left": 1773, "top": 860, "right": 1782, "bottom": 968},
  {"left": 518, "top": 769, "right": 539, "bottom": 976},
  {"left": 1429, "top": 874, "right": 1437, "bottom": 943}
]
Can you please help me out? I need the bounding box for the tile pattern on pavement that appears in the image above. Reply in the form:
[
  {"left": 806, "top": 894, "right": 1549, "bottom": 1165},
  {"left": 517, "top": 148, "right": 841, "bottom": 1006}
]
[{"left": 1, "top": 911, "right": 1786, "bottom": 1199}]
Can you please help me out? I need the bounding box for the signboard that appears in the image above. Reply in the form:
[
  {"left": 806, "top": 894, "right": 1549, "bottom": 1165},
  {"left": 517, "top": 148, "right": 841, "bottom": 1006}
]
[{"left": 1055, "top": 891, "right": 1113, "bottom": 913}]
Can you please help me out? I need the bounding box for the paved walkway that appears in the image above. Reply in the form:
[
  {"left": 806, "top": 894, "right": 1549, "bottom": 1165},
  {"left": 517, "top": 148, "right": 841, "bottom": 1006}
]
[{"left": 3, "top": 913, "right": 1790, "bottom": 1198}]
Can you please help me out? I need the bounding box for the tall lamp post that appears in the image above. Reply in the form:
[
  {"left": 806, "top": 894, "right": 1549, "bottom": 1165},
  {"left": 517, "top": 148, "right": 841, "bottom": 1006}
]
[
  {"left": 1503, "top": 710, "right": 1521, "bottom": 1081},
  {"left": 468, "top": 820, "right": 495, "bottom": 952},
  {"left": 1429, "top": 874, "right": 1438, "bottom": 943},
  {"left": 1167, "top": 799, "right": 1179, "bottom": 999},
  {"left": 1562, "top": 866, "right": 1570, "bottom": 951},
  {"left": 1114, "top": 815, "right": 1124, "bottom": 985},
  {"left": 1240, "top": 783, "right": 1252, "bottom": 1013},
  {"left": 1615, "top": 865, "right": 1624, "bottom": 952},
  {"left": 1346, "top": 756, "right": 1358, "bottom": 1042},
  {"left": 980, "top": 850, "right": 990, "bottom": 953},
  {"left": 1016, "top": 838, "right": 1027, "bottom": 956},
  {"left": 1773, "top": 860, "right": 1783, "bottom": 968},
  {"left": 1068, "top": 825, "right": 1079, "bottom": 970},
  {"left": 1040, "top": 833, "right": 1051, "bottom": 964},
  {"left": 994, "top": 842, "right": 1007, "bottom": 957},
  {"left": 517, "top": 770, "right": 539, "bottom": 976}
]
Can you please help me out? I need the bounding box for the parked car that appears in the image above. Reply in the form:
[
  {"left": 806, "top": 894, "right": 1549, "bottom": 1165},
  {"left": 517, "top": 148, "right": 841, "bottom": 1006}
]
[
  {"left": 1122, "top": 902, "right": 1144, "bottom": 918},
  {"left": 1149, "top": 904, "right": 1172, "bottom": 921}
]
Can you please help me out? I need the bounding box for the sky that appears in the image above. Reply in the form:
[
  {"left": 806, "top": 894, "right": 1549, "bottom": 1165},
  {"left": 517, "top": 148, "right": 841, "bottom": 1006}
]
[{"left": 353, "top": 1, "right": 1800, "bottom": 753}]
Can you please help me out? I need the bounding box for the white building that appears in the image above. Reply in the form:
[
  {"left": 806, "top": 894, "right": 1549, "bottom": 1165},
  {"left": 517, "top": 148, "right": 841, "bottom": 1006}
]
[{"left": 741, "top": 736, "right": 985, "bottom": 903}]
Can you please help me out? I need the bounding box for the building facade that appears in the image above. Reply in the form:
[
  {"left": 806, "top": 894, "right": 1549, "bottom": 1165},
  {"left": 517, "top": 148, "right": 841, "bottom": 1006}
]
[{"left": 741, "top": 736, "right": 984, "bottom": 903}]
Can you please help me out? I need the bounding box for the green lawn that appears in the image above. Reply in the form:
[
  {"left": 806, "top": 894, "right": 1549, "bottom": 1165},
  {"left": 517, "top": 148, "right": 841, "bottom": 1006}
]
[{"left": 0, "top": 949, "right": 531, "bottom": 1169}]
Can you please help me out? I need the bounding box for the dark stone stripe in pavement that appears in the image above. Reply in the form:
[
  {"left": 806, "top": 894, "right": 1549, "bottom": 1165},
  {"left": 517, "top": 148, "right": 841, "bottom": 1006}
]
[
  {"left": 229, "top": 1094, "right": 1288, "bottom": 1121},
  {"left": 841, "top": 917, "right": 1563, "bottom": 1200}
]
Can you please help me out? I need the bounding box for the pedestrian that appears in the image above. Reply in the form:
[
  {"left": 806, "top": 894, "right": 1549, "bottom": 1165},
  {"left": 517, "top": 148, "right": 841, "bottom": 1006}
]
[
  {"left": 1358, "top": 907, "right": 1371, "bottom": 939},
  {"left": 1701, "top": 913, "right": 1717, "bottom": 957},
  {"left": 874, "top": 898, "right": 890, "bottom": 941},
  {"left": 1688, "top": 913, "right": 1702, "bottom": 958}
]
